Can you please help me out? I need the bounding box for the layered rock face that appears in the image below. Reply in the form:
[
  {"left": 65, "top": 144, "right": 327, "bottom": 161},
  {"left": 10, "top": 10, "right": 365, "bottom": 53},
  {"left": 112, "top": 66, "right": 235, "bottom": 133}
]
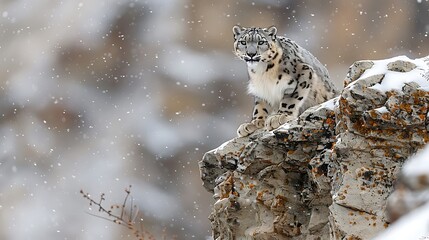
[{"left": 199, "top": 55, "right": 429, "bottom": 239}]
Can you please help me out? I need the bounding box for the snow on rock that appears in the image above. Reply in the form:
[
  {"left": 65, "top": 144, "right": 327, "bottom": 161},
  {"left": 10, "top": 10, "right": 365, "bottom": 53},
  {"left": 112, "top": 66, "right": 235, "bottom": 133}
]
[{"left": 199, "top": 55, "right": 429, "bottom": 239}]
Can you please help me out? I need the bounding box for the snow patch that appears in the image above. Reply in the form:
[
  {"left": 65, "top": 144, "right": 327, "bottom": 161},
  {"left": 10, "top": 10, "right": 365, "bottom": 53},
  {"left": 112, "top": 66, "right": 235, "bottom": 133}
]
[
  {"left": 356, "top": 56, "right": 429, "bottom": 92},
  {"left": 374, "top": 106, "right": 388, "bottom": 113},
  {"left": 315, "top": 97, "right": 338, "bottom": 111}
]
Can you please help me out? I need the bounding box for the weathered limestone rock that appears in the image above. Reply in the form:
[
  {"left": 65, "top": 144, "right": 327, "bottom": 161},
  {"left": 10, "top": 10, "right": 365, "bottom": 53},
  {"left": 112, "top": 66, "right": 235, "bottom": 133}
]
[
  {"left": 330, "top": 56, "right": 429, "bottom": 239},
  {"left": 200, "top": 100, "right": 337, "bottom": 240},
  {"left": 199, "top": 55, "right": 429, "bottom": 239}
]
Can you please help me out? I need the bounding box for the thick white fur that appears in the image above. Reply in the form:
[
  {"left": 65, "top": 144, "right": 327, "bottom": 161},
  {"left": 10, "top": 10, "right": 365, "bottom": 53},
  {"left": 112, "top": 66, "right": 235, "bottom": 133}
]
[{"left": 246, "top": 63, "right": 295, "bottom": 108}]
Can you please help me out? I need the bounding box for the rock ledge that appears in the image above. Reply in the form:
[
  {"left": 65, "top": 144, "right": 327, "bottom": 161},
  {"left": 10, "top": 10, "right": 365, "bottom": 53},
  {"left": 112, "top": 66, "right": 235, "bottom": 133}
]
[{"left": 199, "top": 55, "right": 429, "bottom": 239}]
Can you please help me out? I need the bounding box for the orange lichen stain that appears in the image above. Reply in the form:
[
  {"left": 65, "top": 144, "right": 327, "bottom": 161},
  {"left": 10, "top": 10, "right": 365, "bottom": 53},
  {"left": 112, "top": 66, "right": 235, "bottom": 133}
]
[
  {"left": 384, "top": 151, "right": 390, "bottom": 158},
  {"left": 248, "top": 183, "right": 255, "bottom": 189},
  {"left": 369, "top": 110, "right": 378, "bottom": 118},
  {"left": 220, "top": 193, "right": 229, "bottom": 199},
  {"left": 327, "top": 111, "right": 336, "bottom": 118},
  {"left": 412, "top": 90, "right": 429, "bottom": 99},
  {"left": 287, "top": 150, "right": 295, "bottom": 155},
  {"left": 348, "top": 212, "right": 354, "bottom": 216},
  {"left": 339, "top": 98, "right": 352, "bottom": 115},
  {"left": 423, "top": 133, "right": 429, "bottom": 143},
  {"left": 398, "top": 103, "right": 412, "bottom": 114},
  {"left": 384, "top": 223, "right": 389, "bottom": 228},
  {"left": 219, "top": 175, "right": 235, "bottom": 199},
  {"left": 325, "top": 117, "right": 335, "bottom": 125},
  {"left": 393, "top": 153, "right": 403, "bottom": 159},
  {"left": 274, "top": 195, "right": 288, "bottom": 208},
  {"left": 390, "top": 105, "right": 399, "bottom": 113},
  {"left": 374, "top": 162, "right": 385, "bottom": 168},
  {"left": 345, "top": 235, "right": 363, "bottom": 240},
  {"left": 312, "top": 168, "right": 325, "bottom": 177},
  {"left": 381, "top": 113, "right": 391, "bottom": 120},
  {"left": 397, "top": 130, "right": 410, "bottom": 140},
  {"left": 386, "top": 91, "right": 396, "bottom": 98},
  {"left": 275, "top": 195, "right": 288, "bottom": 202},
  {"left": 412, "top": 130, "right": 429, "bottom": 143},
  {"left": 352, "top": 118, "right": 371, "bottom": 135},
  {"left": 256, "top": 190, "right": 269, "bottom": 203}
]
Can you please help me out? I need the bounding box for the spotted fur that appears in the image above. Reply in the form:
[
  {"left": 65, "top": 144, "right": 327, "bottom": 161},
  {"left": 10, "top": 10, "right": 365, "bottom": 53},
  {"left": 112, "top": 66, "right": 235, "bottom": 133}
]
[{"left": 234, "top": 25, "right": 338, "bottom": 137}]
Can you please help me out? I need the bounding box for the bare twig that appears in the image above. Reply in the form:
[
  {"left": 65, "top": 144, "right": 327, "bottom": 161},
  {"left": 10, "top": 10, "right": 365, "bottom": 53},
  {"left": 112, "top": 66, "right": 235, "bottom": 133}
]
[{"left": 80, "top": 185, "right": 156, "bottom": 240}]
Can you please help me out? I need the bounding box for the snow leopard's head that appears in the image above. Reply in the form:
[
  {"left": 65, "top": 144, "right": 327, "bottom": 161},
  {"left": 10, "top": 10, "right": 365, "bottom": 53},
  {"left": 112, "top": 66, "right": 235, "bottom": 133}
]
[{"left": 233, "top": 25, "right": 279, "bottom": 64}]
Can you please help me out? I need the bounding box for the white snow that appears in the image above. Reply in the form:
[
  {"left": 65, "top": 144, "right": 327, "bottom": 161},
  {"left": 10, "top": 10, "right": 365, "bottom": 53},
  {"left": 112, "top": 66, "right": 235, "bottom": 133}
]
[
  {"left": 357, "top": 56, "right": 429, "bottom": 92},
  {"left": 374, "top": 106, "right": 389, "bottom": 113},
  {"left": 315, "top": 96, "right": 338, "bottom": 111},
  {"left": 278, "top": 123, "right": 292, "bottom": 131}
]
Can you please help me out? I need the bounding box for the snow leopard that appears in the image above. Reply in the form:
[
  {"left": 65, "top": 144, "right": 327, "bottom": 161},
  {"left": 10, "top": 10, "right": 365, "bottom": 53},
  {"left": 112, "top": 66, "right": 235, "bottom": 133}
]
[{"left": 233, "top": 25, "right": 338, "bottom": 137}]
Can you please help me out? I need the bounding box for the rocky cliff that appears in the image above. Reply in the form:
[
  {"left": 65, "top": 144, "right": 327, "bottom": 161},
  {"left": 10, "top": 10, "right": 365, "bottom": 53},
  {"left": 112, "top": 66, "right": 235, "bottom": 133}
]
[{"left": 199, "top": 55, "right": 429, "bottom": 239}]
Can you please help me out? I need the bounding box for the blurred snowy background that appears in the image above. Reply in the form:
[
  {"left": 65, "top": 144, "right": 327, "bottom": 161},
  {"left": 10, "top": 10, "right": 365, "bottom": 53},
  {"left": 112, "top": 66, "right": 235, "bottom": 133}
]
[{"left": 0, "top": 0, "right": 428, "bottom": 239}]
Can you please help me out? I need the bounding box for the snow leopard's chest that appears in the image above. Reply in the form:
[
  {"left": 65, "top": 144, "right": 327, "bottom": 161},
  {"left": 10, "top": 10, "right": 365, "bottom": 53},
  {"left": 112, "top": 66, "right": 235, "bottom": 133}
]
[{"left": 247, "top": 62, "right": 295, "bottom": 109}]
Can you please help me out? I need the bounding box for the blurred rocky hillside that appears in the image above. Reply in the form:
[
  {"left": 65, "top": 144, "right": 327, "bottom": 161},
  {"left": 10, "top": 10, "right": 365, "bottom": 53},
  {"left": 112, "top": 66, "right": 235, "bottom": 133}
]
[{"left": 0, "top": 0, "right": 428, "bottom": 239}]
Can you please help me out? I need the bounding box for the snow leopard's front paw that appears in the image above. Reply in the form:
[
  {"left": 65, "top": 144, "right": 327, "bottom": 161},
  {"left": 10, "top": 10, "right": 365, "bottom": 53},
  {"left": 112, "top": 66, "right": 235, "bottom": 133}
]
[
  {"left": 251, "top": 118, "right": 265, "bottom": 128},
  {"left": 237, "top": 119, "right": 264, "bottom": 137},
  {"left": 265, "top": 114, "right": 292, "bottom": 131}
]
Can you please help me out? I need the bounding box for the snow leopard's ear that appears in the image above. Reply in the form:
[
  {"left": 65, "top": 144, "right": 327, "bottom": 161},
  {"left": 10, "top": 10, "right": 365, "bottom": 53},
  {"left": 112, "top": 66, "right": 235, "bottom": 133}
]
[
  {"left": 233, "top": 25, "right": 244, "bottom": 40},
  {"left": 266, "top": 26, "right": 277, "bottom": 40}
]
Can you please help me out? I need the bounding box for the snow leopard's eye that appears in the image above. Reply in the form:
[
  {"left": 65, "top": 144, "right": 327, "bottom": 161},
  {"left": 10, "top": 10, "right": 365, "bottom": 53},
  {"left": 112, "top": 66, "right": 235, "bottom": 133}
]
[
  {"left": 239, "top": 41, "right": 247, "bottom": 45},
  {"left": 258, "top": 41, "right": 266, "bottom": 45}
]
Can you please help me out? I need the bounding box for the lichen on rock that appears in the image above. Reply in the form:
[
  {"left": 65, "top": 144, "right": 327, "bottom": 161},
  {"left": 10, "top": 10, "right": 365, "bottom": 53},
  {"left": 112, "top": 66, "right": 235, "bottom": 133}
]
[{"left": 199, "top": 55, "right": 429, "bottom": 239}]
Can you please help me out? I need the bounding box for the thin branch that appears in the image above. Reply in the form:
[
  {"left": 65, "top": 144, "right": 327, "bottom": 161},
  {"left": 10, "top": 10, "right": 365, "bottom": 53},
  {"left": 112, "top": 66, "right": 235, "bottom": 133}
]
[{"left": 80, "top": 187, "right": 157, "bottom": 240}]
